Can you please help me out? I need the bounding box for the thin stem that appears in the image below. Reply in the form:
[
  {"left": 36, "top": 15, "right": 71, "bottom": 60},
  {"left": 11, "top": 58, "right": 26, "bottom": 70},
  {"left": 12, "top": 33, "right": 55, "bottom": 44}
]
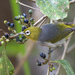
[
  {"left": 18, "top": 1, "right": 40, "bottom": 10},
  {"left": 14, "top": 40, "right": 35, "bottom": 75},
  {"left": 56, "top": 37, "right": 71, "bottom": 75},
  {"left": 47, "top": 48, "right": 51, "bottom": 75},
  {"left": 28, "top": 0, "right": 36, "bottom": 3},
  {"left": 67, "top": 43, "right": 75, "bottom": 53},
  {"left": 0, "top": 29, "right": 5, "bottom": 34},
  {"left": 70, "top": 0, "right": 75, "bottom": 4},
  {"left": 33, "top": 15, "right": 48, "bottom": 26}
]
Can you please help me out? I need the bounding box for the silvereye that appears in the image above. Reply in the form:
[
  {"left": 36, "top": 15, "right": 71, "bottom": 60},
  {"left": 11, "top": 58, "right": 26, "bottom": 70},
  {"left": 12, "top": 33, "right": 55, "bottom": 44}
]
[{"left": 23, "top": 22, "right": 75, "bottom": 47}]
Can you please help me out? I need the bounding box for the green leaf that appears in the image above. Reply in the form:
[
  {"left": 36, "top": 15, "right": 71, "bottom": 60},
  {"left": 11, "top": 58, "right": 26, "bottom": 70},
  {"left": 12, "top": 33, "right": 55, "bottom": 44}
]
[
  {"left": 35, "top": 0, "right": 69, "bottom": 20},
  {"left": 0, "top": 51, "right": 14, "bottom": 75},
  {"left": 53, "top": 60, "right": 75, "bottom": 75}
]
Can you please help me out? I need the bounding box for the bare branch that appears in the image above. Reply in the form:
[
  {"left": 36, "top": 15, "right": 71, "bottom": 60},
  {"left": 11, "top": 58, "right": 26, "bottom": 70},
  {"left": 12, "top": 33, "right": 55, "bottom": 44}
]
[
  {"left": 28, "top": 0, "right": 36, "bottom": 3},
  {"left": 9, "top": 32, "right": 24, "bottom": 39},
  {"left": 14, "top": 40, "right": 35, "bottom": 75},
  {"left": 70, "top": 0, "right": 75, "bottom": 4},
  {"left": 18, "top": 1, "right": 40, "bottom": 10},
  {"left": 67, "top": 43, "right": 75, "bottom": 54},
  {"left": 56, "top": 37, "right": 71, "bottom": 75},
  {"left": 47, "top": 48, "right": 51, "bottom": 75},
  {"left": 0, "top": 29, "right": 5, "bottom": 34},
  {"left": 33, "top": 15, "right": 48, "bottom": 26}
]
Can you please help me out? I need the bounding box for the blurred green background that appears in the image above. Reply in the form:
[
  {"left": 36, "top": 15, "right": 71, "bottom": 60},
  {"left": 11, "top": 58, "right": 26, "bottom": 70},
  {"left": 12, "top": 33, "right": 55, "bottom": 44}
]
[{"left": 0, "top": 0, "right": 75, "bottom": 75}]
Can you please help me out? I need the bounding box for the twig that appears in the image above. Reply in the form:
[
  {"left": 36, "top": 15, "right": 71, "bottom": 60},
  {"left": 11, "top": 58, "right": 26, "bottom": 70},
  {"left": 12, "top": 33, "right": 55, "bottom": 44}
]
[
  {"left": 67, "top": 43, "right": 75, "bottom": 54},
  {"left": 37, "top": 15, "right": 49, "bottom": 27},
  {"left": 47, "top": 48, "right": 51, "bottom": 75},
  {"left": 56, "top": 43, "right": 75, "bottom": 61},
  {"left": 56, "top": 37, "right": 71, "bottom": 75},
  {"left": 33, "top": 15, "right": 48, "bottom": 26},
  {"left": 37, "top": 17, "right": 49, "bottom": 27},
  {"left": 9, "top": 32, "right": 24, "bottom": 39},
  {"left": 14, "top": 40, "right": 35, "bottom": 75},
  {"left": 0, "top": 29, "right": 5, "bottom": 34},
  {"left": 28, "top": 0, "right": 36, "bottom": 3},
  {"left": 70, "top": 0, "right": 75, "bottom": 4},
  {"left": 18, "top": 1, "right": 40, "bottom": 10}
]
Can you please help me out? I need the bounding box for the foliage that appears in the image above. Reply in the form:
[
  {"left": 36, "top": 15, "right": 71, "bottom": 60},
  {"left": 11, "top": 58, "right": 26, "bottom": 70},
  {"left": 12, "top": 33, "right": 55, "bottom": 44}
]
[
  {"left": 35, "top": 0, "right": 69, "bottom": 20},
  {"left": 53, "top": 60, "right": 75, "bottom": 75},
  {"left": 0, "top": 50, "right": 14, "bottom": 75}
]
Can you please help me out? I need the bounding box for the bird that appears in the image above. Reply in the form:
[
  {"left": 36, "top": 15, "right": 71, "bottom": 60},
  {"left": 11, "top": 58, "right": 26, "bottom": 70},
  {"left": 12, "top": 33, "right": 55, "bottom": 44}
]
[{"left": 23, "top": 22, "right": 75, "bottom": 48}]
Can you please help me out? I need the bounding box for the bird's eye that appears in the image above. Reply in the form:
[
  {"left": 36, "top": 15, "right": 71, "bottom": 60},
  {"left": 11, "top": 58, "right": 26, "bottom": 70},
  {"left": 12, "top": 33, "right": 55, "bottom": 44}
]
[{"left": 25, "top": 30, "right": 30, "bottom": 35}]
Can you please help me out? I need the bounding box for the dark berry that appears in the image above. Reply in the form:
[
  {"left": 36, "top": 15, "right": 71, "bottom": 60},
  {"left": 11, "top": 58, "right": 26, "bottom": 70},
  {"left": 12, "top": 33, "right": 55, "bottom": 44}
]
[
  {"left": 24, "top": 19, "right": 29, "bottom": 23},
  {"left": 10, "top": 23, "right": 14, "bottom": 28},
  {"left": 6, "top": 22, "right": 10, "bottom": 26},
  {"left": 36, "top": 60, "right": 41, "bottom": 66},
  {"left": 30, "top": 18, "right": 34, "bottom": 22},
  {"left": 22, "top": 26, "right": 27, "bottom": 31},
  {"left": 22, "top": 35, "right": 26, "bottom": 39},
  {"left": 4, "top": 33, "right": 9, "bottom": 38},
  {"left": 16, "top": 36, "right": 19, "bottom": 39},
  {"left": 15, "top": 16, "right": 19, "bottom": 20},
  {"left": 29, "top": 9, "right": 32, "bottom": 14},
  {"left": 38, "top": 62, "right": 41, "bottom": 66},
  {"left": 40, "top": 53, "right": 46, "bottom": 59},
  {"left": 16, "top": 36, "right": 19, "bottom": 42},
  {"left": 22, "top": 13, "right": 27, "bottom": 18}
]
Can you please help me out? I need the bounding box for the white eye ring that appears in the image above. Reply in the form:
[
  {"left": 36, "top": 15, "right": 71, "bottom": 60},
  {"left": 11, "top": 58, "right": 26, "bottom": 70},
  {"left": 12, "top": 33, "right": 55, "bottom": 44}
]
[{"left": 25, "top": 30, "right": 30, "bottom": 35}]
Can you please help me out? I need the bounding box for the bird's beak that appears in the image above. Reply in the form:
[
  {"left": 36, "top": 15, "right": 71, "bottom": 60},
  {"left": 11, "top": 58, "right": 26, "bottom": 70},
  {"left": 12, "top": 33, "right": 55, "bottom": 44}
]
[{"left": 20, "top": 31, "right": 25, "bottom": 35}]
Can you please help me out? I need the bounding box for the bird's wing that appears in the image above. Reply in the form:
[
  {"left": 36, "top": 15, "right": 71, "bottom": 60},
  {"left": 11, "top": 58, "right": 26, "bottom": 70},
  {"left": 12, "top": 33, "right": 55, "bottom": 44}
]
[{"left": 38, "top": 24, "right": 73, "bottom": 43}]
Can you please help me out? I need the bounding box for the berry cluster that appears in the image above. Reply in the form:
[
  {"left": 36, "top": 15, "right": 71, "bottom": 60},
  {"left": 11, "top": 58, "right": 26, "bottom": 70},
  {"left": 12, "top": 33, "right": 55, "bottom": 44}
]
[
  {"left": 36, "top": 52, "right": 46, "bottom": 66},
  {"left": 4, "top": 20, "right": 16, "bottom": 34},
  {"left": 36, "top": 52, "right": 55, "bottom": 72},
  {"left": 15, "top": 9, "right": 34, "bottom": 28},
  {"left": 0, "top": 33, "right": 9, "bottom": 46},
  {"left": 0, "top": 9, "right": 35, "bottom": 46}
]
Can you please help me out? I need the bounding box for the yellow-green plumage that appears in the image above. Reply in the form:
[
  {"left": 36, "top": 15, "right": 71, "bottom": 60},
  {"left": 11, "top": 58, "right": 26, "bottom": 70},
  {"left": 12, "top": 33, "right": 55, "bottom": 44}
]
[
  {"left": 24, "top": 27, "right": 41, "bottom": 41},
  {"left": 24, "top": 22, "right": 75, "bottom": 43}
]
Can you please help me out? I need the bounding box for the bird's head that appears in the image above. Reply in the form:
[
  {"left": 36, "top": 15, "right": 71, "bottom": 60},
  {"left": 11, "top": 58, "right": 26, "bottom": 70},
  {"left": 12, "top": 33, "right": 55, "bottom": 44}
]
[{"left": 23, "top": 27, "right": 41, "bottom": 41}]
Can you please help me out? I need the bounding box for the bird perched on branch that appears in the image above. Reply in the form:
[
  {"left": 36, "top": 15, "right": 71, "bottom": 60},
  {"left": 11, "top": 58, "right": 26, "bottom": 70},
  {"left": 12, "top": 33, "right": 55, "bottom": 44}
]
[{"left": 23, "top": 22, "right": 75, "bottom": 47}]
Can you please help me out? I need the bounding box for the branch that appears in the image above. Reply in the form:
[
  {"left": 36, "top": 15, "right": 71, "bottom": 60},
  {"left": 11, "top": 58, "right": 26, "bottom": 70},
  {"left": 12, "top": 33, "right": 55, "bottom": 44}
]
[
  {"left": 70, "top": 0, "right": 75, "bottom": 4},
  {"left": 18, "top": 1, "right": 40, "bottom": 10},
  {"left": 56, "top": 37, "right": 71, "bottom": 75},
  {"left": 67, "top": 43, "right": 75, "bottom": 54},
  {"left": 0, "top": 29, "right": 5, "bottom": 34},
  {"left": 47, "top": 48, "right": 51, "bottom": 75},
  {"left": 9, "top": 32, "right": 24, "bottom": 39},
  {"left": 33, "top": 15, "right": 48, "bottom": 27},
  {"left": 28, "top": 0, "right": 36, "bottom": 3},
  {"left": 14, "top": 40, "right": 35, "bottom": 75}
]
